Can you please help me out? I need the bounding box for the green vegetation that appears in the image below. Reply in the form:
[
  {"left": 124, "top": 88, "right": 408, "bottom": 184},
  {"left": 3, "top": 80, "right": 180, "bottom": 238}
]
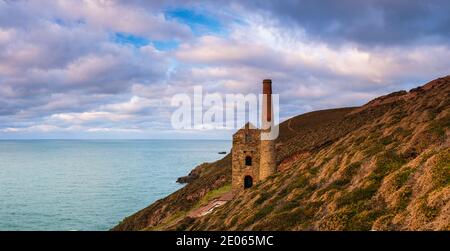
[
  {"left": 332, "top": 178, "right": 387, "bottom": 230},
  {"left": 344, "top": 208, "right": 386, "bottom": 231},
  {"left": 320, "top": 204, "right": 386, "bottom": 231},
  {"left": 370, "top": 151, "right": 407, "bottom": 184},
  {"left": 320, "top": 162, "right": 362, "bottom": 193},
  {"left": 396, "top": 187, "right": 412, "bottom": 211},
  {"left": 328, "top": 164, "right": 340, "bottom": 177},
  {"left": 342, "top": 162, "right": 361, "bottom": 178},
  {"left": 175, "top": 217, "right": 196, "bottom": 231},
  {"left": 336, "top": 183, "right": 378, "bottom": 208},
  {"left": 333, "top": 145, "right": 346, "bottom": 155},
  {"left": 393, "top": 127, "right": 411, "bottom": 138},
  {"left": 393, "top": 168, "right": 414, "bottom": 189},
  {"left": 389, "top": 109, "right": 408, "bottom": 125},
  {"left": 308, "top": 165, "right": 320, "bottom": 175},
  {"left": 254, "top": 204, "right": 275, "bottom": 221},
  {"left": 229, "top": 215, "right": 238, "bottom": 226},
  {"left": 419, "top": 150, "right": 436, "bottom": 164},
  {"left": 330, "top": 151, "right": 409, "bottom": 220},
  {"left": 193, "top": 184, "right": 231, "bottom": 209},
  {"left": 364, "top": 142, "right": 384, "bottom": 156},
  {"left": 419, "top": 198, "right": 439, "bottom": 222},
  {"left": 354, "top": 136, "right": 366, "bottom": 146},
  {"left": 254, "top": 191, "right": 271, "bottom": 205},
  {"left": 278, "top": 187, "right": 289, "bottom": 197},
  {"left": 297, "top": 183, "right": 319, "bottom": 199},
  {"left": 321, "top": 157, "right": 332, "bottom": 166},
  {"left": 144, "top": 210, "right": 187, "bottom": 230},
  {"left": 279, "top": 200, "right": 299, "bottom": 212},
  {"left": 243, "top": 204, "right": 276, "bottom": 228},
  {"left": 431, "top": 149, "right": 450, "bottom": 189},
  {"left": 253, "top": 201, "right": 323, "bottom": 230},
  {"left": 286, "top": 175, "right": 309, "bottom": 191},
  {"left": 428, "top": 114, "right": 450, "bottom": 139},
  {"left": 328, "top": 179, "right": 351, "bottom": 189},
  {"left": 380, "top": 135, "right": 394, "bottom": 146}
]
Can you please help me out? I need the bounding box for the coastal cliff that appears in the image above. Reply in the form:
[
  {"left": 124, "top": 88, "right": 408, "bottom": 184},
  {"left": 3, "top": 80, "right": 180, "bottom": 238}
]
[{"left": 113, "top": 76, "right": 450, "bottom": 231}]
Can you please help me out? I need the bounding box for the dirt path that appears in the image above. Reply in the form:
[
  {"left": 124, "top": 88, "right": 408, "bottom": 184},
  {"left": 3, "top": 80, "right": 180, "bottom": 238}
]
[{"left": 188, "top": 192, "right": 234, "bottom": 218}]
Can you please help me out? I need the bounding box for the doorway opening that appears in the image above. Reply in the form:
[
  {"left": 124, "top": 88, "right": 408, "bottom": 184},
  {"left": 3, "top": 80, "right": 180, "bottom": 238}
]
[{"left": 244, "top": 175, "right": 253, "bottom": 189}]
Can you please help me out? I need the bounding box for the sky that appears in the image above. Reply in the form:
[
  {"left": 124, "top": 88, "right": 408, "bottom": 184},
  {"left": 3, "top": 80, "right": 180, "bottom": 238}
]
[{"left": 0, "top": 0, "right": 449, "bottom": 139}]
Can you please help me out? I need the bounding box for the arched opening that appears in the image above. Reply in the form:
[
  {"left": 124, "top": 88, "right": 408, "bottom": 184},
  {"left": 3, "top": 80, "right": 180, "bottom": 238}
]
[
  {"left": 244, "top": 175, "right": 253, "bottom": 189},
  {"left": 245, "top": 156, "right": 252, "bottom": 166}
]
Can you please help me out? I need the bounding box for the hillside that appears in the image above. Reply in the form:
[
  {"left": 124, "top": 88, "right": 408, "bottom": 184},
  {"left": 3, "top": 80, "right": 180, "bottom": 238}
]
[{"left": 113, "top": 76, "right": 450, "bottom": 231}]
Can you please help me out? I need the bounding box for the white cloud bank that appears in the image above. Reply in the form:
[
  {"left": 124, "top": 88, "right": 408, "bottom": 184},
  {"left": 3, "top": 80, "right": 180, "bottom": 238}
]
[{"left": 0, "top": 0, "right": 449, "bottom": 138}]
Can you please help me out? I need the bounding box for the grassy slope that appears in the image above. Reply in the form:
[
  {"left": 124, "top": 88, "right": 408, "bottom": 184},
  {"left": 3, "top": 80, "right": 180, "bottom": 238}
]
[{"left": 113, "top": 76, "right": 450, "bottom": 231}]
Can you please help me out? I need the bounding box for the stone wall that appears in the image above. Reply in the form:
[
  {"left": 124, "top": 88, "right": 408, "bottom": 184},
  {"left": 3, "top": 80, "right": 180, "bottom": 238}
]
[
  {"left": 231, "top": 79, "right": 277, "bottom": 192},
  {"left": 259, "top": 139, "right": 276, "bottom": 180},
  {"left": 231, "top": 127, "right": 260, "bottom": 192}
]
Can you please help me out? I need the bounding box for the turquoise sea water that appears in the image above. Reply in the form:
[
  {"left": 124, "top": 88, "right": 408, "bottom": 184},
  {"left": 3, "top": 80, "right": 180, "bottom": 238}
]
[{"left": 0, "top": 140, "right": 231, "bottom": 231}]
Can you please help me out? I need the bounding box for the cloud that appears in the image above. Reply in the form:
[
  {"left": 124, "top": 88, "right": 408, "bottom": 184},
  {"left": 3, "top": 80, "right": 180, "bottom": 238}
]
[
  {"left": 175, "top": 16, "right": 450, "bottom": 92},
  {"left": 0, "top": 0, "right": 449, "bottom": 139},
  {"left": 51, "top": 111, "right": 132, "bottom": 123},
  {"left": 2, "top": 124, "right": 61, "bottom": 133},
  {"left": 229, "top": 0, "right": 450, "bottom": 46},
  {"left": 0, "top": 0, "right": 192, "bottom": 39},
  {"left": 0, "top": 0, "right": 172, "bottom": 128},
  {"left": 169, "top": 12, "right": 450, "bottom": 119}
]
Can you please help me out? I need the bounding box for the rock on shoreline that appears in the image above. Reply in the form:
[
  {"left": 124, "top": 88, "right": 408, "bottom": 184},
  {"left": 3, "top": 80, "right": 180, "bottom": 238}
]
[{"left": 176, "top": 172, "right": 199, "bottom": 184}]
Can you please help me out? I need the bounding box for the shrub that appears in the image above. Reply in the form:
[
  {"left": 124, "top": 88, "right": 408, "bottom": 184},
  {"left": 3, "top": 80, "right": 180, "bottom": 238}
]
[
  {"left": 364, "top": 143, "right": 384, "bottom": 156},
  {"left": 431, "top": 149, "right": 450, "bottom": 189},
  {"left": 326, "top": 162, "right": 361, "bottom": 191},
  {"left": 393, "top": 127, "right": 411, "bottom": 138},
  {"left": 419, "top": 199, "right": 439, "bottom": 222},
  {"left": 308, "top": 166, "right": 320, "bottom": 175},
  {"left": 380, "top": 135, "right": 394, "bottom": 146},
  {"left": 279, "top": 200, "right": 299, "bottom": 212},
  {"left": 253, "top": 204, "right": 275, "bottom": 222},
  {"left": 342, "top": 162, "right": 361, "bottom": 178},
  {"left": 428, "top": 114, "right": 450, "bottom": 140},
  {"left": 286, "top": 176, "right": 309, "bottom": 191},
  {"left": 254, "top": 191, "right": 271, "bottom": 205},
  {"left": 345, "top": 209, "right": 385, "bottom": 231},
  {"left": 329, "top": 178, "right": 351, "bottom": 189},
  {"left": 336, "top": 183, "right": 378, "bottom": 208},
  {"left": 396, "top": 188, "right": 412, "bottom": 211},
  {"left": 393, "top": 169, "right": 414, "bottom": 189},
  {"left": 229, "top": 216, "right": 238, "bottom": 226},
  {"left": 370, "top": 151, "right": 407, "bottom": 183}
]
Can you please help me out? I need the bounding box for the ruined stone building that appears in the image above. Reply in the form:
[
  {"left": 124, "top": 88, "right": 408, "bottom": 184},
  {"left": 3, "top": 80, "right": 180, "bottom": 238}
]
[{"left": 232, "top": 79, "right": 276, "bottom": 192}]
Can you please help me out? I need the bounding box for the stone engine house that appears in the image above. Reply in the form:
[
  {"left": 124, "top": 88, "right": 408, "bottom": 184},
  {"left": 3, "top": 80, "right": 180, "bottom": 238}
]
[{"left": 232, "top": 79, "right": 276, "bottom": 192}]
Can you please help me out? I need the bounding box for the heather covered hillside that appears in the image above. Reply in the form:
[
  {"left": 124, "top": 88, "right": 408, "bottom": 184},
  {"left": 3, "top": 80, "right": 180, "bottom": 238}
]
[{"left": 113, "top": 76, "right": 450, "bottom": 231}]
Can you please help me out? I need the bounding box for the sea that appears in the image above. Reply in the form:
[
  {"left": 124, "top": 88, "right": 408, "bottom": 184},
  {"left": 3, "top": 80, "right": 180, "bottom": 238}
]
[{"left": 0, "top": 140, "right": 231, "bottom": 231}]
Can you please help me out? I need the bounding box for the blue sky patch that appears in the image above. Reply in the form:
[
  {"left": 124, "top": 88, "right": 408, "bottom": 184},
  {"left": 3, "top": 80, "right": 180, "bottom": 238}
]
[
  {"left": 152, "top": 40, "right": 179, "bottom": 51},
  {"left": 165, "top": 8, "right": 224, "bottom": 35},
  {"left": 114, "top": 33, "right": 150, "bottom": 47},
  {"left": 114, "top": 32, "right": 179, "bottom": 51},
  {"left": 53, "top": 18, "right": 85, "bottom": 27}
]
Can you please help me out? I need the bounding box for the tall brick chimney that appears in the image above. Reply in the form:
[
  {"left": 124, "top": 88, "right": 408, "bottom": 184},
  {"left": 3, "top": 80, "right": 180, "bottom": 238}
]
[
  {"left": 259, "top": 79, "right": 276, "bottom": 180},
  {"left": 262, "top": 79, "right": 272, "bottom": 123}
]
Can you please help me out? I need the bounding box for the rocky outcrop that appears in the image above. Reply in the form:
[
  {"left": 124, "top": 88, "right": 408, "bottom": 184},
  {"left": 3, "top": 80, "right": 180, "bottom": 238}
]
[{"left": 177, "top": 166, "right": 201, "bottom": 184}]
